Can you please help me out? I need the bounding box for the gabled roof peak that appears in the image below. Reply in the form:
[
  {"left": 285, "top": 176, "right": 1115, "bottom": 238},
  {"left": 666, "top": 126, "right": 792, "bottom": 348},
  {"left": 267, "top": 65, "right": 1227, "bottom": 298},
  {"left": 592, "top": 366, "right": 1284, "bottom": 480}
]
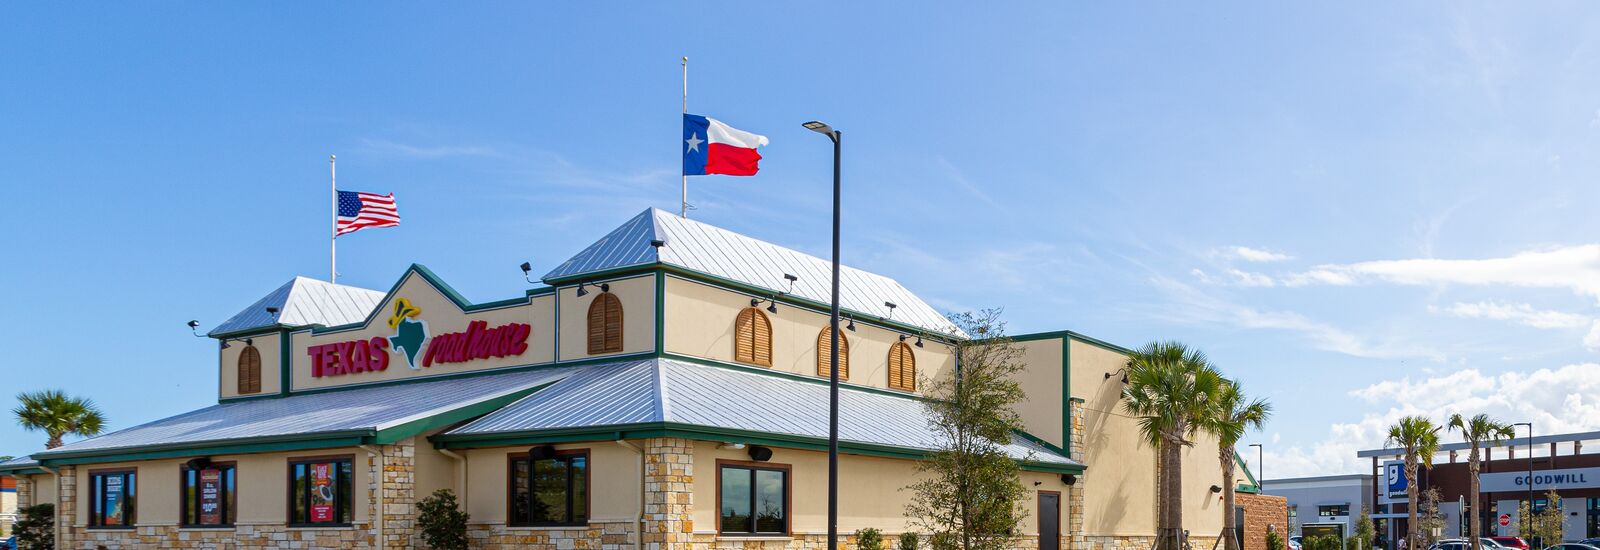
[
  {"left": 544, "top": 208, "right": 961, "bottom": 336},
  {"left": 209, "top": 276, "right": 386, "bottom": 337}
]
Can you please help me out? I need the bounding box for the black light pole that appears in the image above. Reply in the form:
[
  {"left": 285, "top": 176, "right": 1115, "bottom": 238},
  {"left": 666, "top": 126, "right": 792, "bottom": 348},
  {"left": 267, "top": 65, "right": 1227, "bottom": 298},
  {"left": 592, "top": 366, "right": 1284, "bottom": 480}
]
[
  {"left": 1249, "top": 443, "right": 1264, "bottom": 484},
  {"left": 803, "top": 120, "right": 842, "bottom": 550},
  {"left": 1513, "top": 422, "right": 1532, "bottom": 540}
]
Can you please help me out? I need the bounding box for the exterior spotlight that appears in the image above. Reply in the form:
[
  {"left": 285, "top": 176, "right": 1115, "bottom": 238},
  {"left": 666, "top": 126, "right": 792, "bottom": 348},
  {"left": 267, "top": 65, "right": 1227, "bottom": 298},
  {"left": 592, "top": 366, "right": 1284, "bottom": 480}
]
[
  {"left": 650, "top": 239, "right": 666, "bottom": 248},
  {"left": 520, "top": 262, "right": 536, "bottom": 283},
  {"left": 1105, "top": 368, "right": 1129, "bottom": 384},
  {"left": 600, "top": 283, "right": 610, "bottom": 293},
  {"left": 766, "top": 301, "right": 778, "bottom": 314},
  {"left": 846, "top": 317, "right": 856, "bottom": 331},
  {"left": 1210, "top": 485, "right": 1223, "bottom": 494},
  {"left": 220, "top": 340, "right": 231, "bottom": 349},
  {"left": 576, "top": 282, "right": 589, "bottom": 297},
  {"left": 188, "top": 320, "right": 203, "bottom": 337},
  {"left": 884, "top": 301, "right": 898, "bottom": 319},
  {"left": 265, "top": 306, "right": 279, "bottom": 317},
  {"left": 914, "top": 335, "right": 923, "bottom": 348}
]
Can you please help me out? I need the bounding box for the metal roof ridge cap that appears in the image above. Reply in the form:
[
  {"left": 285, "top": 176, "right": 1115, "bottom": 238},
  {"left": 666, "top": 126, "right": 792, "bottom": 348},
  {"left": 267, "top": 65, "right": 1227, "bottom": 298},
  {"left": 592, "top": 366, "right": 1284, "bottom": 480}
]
[
  {"left": 653, "top": 357, "right": 672, "bottom": 423},
  {"left": 371, "top": 370, "right": 572, "bottom": 432}
]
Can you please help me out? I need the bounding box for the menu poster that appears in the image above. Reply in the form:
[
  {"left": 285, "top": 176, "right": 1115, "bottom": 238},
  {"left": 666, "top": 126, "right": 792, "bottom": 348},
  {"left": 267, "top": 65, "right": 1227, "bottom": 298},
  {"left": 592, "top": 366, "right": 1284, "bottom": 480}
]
[
  {"left": 199, "top": 469, "right": 223, "bottom": 525},
  {"left": 310, "top": 463, "right": 335, "bottom": 523},
  {"left": 103, "top": 475, "right": 125, "bottom": 525}
]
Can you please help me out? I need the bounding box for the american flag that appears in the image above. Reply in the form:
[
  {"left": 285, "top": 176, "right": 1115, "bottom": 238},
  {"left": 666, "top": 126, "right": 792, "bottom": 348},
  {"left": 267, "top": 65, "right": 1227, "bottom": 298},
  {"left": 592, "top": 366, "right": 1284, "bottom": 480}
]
[{"left": 335, "top": 190, "right": 400, "bottom": 236}]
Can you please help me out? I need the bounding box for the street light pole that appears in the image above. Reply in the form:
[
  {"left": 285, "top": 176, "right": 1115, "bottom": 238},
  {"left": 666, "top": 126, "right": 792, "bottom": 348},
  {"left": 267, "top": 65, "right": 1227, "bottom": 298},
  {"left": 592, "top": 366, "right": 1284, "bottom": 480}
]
[
  {"left": 803, "top": 120, "right": 842, "bottom": 550},
  {"left": 1249, "top": 443, "right": 1264, "bottom": 485},
  {"left": 1513, "top": 422, "right": 1532, "bottom": 541}
]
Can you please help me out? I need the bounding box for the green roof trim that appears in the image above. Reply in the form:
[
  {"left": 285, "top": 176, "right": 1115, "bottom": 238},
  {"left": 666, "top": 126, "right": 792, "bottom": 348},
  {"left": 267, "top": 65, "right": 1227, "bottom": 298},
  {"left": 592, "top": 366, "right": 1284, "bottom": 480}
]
[{"left": 1235, "top": 449, "right": 1261, "bottom": 493}]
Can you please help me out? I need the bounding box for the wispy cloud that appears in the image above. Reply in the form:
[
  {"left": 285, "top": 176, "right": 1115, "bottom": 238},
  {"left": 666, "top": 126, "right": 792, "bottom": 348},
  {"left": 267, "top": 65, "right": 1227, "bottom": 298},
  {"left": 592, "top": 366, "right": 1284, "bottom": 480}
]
[
  {"left": 358, "top": 138, "right": 505, "bottom": 159},
  {"left": 1431, "top": 301, "right": 1589, "bottom": 329},
  {"left": 1282, "top": 244, "right": 1600, "bottom": 302},
  {"left": 1223, "top": 246, "right": 1293, "bottom": 263}
]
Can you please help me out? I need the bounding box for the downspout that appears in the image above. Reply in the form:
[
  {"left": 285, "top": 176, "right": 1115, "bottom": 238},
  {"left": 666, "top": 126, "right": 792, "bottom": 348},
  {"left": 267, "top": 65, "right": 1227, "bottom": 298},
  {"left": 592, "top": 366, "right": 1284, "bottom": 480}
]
[
  {"left": 39, "top": 466, "right": 59, "bottom": 550},
  {"left": 617, "top": 440, "right": 645, "bottom": 550},
  {"left": 361, "top": 445, "right": 383, "bottom": 547},
  {"left": 438, "top": 449, "right": 468, "bottom": 507}
]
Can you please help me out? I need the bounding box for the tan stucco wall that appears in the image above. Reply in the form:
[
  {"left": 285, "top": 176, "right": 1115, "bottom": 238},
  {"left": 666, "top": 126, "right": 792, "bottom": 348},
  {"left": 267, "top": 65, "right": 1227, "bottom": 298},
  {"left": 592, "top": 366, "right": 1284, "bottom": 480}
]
[
  {"left": 555, "top": 275, "right": 657, "bottom": 362},
  {"left": 1068, "top": 337, "right": 1228, "bottom": 538},
  {"left": 69, "top": 447, "right": 370, "bottom": 527},
  {"left": 415, "top": 432, "right": 459, "bottom": 501},
  {"left": 287, "top": 271, "right": 556, "bottom": 392},
  {"left": 662, "top": 276, "right": 955, "bottom": 394},
  {"left": 460, "top": 442, "right": 642, "bottom": 525},
  {"left": 218, "top": 331, "right": 284, "bottom": 400},
  {"left": 689, "top": 440, "right": 1067, "bottom": 535},
  {"left": 1012, "top": 337, "right": 1066, "bottom": 449},
  {"left": 29, "top": 473, "right": 56, "bottom": 507}
]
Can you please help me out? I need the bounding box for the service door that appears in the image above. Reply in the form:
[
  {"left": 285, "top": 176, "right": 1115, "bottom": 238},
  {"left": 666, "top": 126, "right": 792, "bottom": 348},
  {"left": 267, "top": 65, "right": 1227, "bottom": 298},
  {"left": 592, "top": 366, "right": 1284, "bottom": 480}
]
[{"left": 1040, "top": 491, "right": 1061, "bottom": 550}]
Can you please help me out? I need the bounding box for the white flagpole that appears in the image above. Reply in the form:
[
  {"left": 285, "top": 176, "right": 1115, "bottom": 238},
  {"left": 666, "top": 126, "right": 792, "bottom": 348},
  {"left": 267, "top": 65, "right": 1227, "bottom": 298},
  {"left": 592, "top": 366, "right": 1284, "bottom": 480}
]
[
  {"left": 330, "top": 154, "right": 337, "bottom": 284},
  {"left": 681, "top": 56, "right": 688, "bottom": 219}
]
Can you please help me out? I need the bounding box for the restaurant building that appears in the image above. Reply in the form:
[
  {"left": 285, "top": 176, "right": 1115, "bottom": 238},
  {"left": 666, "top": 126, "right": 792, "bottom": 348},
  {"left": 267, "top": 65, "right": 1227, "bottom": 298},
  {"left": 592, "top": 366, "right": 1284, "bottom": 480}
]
[
  {"left": 0, "top": 208, "right": 1273, "bottom": 550},
  {"left": 1359, "top": 430, "right": 1600, "bottom": 546}
]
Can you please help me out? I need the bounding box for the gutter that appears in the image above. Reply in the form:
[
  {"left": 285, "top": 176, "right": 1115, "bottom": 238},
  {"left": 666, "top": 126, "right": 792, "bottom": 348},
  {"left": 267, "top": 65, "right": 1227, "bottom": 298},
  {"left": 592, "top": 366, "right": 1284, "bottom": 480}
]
[
  {"left": 361, "top": 445, "right": 384, "bottom": 547},
  {"left": 438, "top": 448, "right": 468, "bottom": 505},
  {"left": 616, "top": 440, "right": 645, "bottom": 550}
]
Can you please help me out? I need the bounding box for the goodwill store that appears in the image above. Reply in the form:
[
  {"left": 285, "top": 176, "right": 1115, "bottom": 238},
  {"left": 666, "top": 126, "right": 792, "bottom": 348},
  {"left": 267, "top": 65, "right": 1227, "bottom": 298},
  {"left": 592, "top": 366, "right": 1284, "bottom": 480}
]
[{"left": 1, "top": 209, "right": 1273, "bottom": 550}]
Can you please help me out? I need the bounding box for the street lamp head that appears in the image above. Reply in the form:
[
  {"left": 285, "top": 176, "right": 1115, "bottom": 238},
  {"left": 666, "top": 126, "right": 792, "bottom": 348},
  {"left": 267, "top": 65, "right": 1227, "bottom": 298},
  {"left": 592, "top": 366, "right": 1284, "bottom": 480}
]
[{"left": 802, "top": 120, "right": 833, "bottom": 134}]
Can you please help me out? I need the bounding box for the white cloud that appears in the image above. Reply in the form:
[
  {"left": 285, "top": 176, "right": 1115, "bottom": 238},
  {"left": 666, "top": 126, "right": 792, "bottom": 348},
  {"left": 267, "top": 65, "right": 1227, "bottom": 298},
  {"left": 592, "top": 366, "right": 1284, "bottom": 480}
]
[
  {"left": 1283, "top": 245, "right": 1600, "bottom": 302},
  {"left": 1432, "top": 301, "right": 1590, "bottom": 329},
  {"left": 1585, "top": 321, "right": 1600, "bottom": 351},
  {"left": 1225, "top": 246, "right": 1293, "bottom": 263},
  {"left": 1226, "top": 269, "right": 1276, "bottom": 287},
  {"left": 1268, "top": 364, "right": 1600, "bottom": 478}
]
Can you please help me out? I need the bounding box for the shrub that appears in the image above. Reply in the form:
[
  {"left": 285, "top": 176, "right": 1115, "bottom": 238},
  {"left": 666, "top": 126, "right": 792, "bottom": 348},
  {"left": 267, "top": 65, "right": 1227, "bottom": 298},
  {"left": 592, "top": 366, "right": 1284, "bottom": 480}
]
[
  {"left": 416, "top": 489, "right": 470, "bottom": 550},
  {"left": 899, "top": 532, "right": 920, "bottom": 550},
  {"left": 1266, "top": 531, "right": 1284, "bottom": 550},
  {"left": 1304, "top": 535, "right": 1342, "bottom": 550},
  {"left": 15, "top": 503, "right": 54, "bottom": 550},
  {"left": 857, "top": 528, "right": 884, "bottom": 550}
]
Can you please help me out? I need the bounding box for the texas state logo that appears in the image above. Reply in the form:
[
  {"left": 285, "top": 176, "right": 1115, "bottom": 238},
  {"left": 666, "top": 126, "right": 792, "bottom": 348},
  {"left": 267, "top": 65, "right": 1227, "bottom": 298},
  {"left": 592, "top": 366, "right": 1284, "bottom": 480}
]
[{"left": 386, "top": 298, "right": 430, "bottom": 370}]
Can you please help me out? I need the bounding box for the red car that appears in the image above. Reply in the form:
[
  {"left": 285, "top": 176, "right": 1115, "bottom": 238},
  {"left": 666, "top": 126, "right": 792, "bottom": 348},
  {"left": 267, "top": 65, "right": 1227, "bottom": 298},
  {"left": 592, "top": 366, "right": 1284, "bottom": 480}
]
[{"left": 1490, "top": 537, "right": 1529, "bottom": 550}]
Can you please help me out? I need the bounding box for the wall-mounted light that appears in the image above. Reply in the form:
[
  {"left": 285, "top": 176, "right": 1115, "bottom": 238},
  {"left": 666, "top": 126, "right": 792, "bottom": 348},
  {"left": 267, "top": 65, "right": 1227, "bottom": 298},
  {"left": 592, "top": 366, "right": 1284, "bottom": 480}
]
[
  {"left": 750, "top": 296, "right": 779, "bottom": 315},
  {"left": 845, "top": 316, "right": 856, "bottom": 332},
  {"left": 914, "top": 335, "right": 924, "bottom": 348},
  {"left": 520, "top": 262, "right": 536, "bottom": 284},
  {"left": 1209, "top": 485, "right": 1222, "bottom": 494},
  {"left": 1104, "top": 368, "right": 1129, "bottom": 385}
]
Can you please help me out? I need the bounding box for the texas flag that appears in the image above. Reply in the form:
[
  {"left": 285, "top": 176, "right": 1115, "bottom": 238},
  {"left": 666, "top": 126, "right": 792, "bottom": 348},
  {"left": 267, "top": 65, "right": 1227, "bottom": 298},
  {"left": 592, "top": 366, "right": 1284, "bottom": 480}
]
[{"left": 683, "top": 113, "right": 769, "bottom": 176}]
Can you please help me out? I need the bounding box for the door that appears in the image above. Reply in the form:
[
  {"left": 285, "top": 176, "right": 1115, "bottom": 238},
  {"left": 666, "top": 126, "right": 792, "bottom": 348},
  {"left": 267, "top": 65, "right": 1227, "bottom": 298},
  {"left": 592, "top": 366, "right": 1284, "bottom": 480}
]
[{"left": 1040, "top": 491, "right": 1061, "bottom": 550}]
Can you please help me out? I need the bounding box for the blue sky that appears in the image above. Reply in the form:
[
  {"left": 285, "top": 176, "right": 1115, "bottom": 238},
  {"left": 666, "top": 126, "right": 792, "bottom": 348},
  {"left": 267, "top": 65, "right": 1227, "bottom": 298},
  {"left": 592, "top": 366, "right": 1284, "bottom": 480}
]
[{"left": 5, "top": 3, "right": 1600, "bottom": 476}]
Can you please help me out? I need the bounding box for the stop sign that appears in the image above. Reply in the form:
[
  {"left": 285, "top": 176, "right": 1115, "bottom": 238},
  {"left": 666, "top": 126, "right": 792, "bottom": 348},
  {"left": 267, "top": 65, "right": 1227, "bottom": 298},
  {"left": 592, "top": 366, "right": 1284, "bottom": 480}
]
[{"left": 1499, "top": 514, "right": 1511, "bottom": 527}]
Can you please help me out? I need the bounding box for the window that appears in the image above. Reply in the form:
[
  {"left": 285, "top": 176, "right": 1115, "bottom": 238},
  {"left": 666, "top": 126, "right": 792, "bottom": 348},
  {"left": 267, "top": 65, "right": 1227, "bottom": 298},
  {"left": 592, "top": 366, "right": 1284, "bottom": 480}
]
[
  {"left": 887, "top": 342, "right": 916, "bottom": 391},
  {"left": 734, "top": 308, "right": 773, "bottom": 367},
  {"left": 289, "top": 457, "right": 353, "bottom": 526},
  {"left": 718, "top": 461, "right": 789, "bottom": 535},
  {"left": 509, "top": 450, "right": 589, "bottom": 526},
  {"left": 587, "top": 292, "right": 624, "bottom": 354},
  {"left": 181, "top": 463, "right": 236, "bottom": 527},
  {"left": 238, "top": 345, "right": 262, "bottom": 394},
  {"left": 89, "top": 469, "right": 137, "bottom": 528},
  {"left": 1318, "top": 504, "right": 1349, "bottom": 517},
  {"left": 817, "top": 327, "right": 849, "bottom": 380}
]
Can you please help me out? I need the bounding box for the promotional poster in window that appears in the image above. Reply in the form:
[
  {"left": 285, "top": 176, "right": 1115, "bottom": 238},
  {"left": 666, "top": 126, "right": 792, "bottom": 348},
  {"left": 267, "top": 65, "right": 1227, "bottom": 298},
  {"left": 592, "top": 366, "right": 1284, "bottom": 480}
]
[{"left": 311, "top": 463, "right": 335, "bottom": 523}]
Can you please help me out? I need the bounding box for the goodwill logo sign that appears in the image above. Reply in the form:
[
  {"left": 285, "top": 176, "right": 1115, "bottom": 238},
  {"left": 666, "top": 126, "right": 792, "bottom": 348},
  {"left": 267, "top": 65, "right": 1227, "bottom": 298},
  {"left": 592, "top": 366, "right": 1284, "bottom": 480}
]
[{"left": 1386, "top": 461, "right": 1409, "bottom": 499}]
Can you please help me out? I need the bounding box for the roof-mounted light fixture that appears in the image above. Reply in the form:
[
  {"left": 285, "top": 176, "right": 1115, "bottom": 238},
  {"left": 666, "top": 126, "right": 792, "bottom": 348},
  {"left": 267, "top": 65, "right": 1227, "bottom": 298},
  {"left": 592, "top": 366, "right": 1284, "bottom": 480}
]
[
  {"left": 187, "top": 320, "right": 204, "bottom": 338},
  {"left": 520, "top": 262, "right": 536, "bottom": 284},
  {"left": 265, "top": 306, "right": 280, "bottom": 318},
  {"left": 781, "top": 273, "right": 798, "bottom": 295},
  {"left": 883, "top": 301, "right": 898, "bottom": 320},
  {"left": 650, "top": 239, "right": 666, "bottom": 248}
]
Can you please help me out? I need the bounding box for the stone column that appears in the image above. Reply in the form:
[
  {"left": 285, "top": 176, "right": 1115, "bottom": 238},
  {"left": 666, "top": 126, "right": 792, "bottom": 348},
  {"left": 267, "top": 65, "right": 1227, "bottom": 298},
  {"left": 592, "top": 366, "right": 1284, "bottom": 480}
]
[
  {"left": 380, "top": 438, "right": 417, "bottom": 550},
  {"left": 55, "top": 466, "right": 75, "bottom": 550},
  {"left": 16, "top": 475, "right": 32, "bottom": 509},
  {"left": 1068, "top": 399, "right": 1087, "bottom": 550},
  {"left": 642, "top": 438, "right": 694, "bottom": 550}
]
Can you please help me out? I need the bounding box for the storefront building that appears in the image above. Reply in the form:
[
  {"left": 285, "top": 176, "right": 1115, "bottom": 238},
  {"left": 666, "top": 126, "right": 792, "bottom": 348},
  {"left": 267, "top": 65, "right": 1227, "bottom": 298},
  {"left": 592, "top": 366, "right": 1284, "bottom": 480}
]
[
  {"left": 1260, "top": 474, "right": 1375, "bottom": 540},
  {"left": 0, "top": 209, "right": 1269, "bottom": 549},
  {"left": 1359, "top": 430, "right": 1600, "bottom": 547}
]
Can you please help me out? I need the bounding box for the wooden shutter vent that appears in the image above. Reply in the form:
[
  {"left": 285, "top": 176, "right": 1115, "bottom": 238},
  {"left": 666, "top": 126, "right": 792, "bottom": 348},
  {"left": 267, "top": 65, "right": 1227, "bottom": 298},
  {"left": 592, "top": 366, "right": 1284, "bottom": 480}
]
[
  {"left": 734, "top": 308, "right": 773, "bottom": 367},
  {"left": 587, "top": 292, "right": 624, "bottom": 354},
  {"left": 817, "top": 327, "right": 849, "bottom": 380},
  {"left": 887, "top": 342, "right": 916, "bottom": 391},
  {"left": 238, "top": 345, "right": 262, "bottom": 395}
]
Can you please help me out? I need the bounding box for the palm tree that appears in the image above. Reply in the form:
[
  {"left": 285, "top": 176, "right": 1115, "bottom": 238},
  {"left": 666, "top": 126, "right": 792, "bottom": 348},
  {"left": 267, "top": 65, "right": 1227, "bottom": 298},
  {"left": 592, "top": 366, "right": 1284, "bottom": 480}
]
[
  {"left": 1386, "top": 415, "right": 1441, "bottom": 550},
  {"left": 1123, "top": 341, "right": 1226, "bottom": 550},
  {"left": 14, "top": 389, "right": 106, "bottom": 449},
  {"left": 1206, "top": 379, "right": 1272, "bottom": 550},
  {"left": 1448, "top": 413, "right": 1514, "bottom": 550}
]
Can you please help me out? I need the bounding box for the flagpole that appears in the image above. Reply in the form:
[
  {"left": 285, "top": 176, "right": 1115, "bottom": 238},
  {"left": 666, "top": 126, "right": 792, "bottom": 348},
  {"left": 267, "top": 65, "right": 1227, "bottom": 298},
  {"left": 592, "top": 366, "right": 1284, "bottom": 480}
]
[
  {"left": 681, "top": 56, "right": 688, "bottom": 219},
  {"left": 330, "top": 154, "right": 337, "bottom": 284}
]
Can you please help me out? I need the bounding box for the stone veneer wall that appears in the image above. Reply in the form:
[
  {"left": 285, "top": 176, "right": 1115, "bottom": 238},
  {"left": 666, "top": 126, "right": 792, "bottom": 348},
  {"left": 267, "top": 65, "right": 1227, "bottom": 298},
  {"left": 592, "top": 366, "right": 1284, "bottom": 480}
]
[
  {"left": 467, "top": 521, "right": 636, "bottom": 550},
  {"left": 1237, "top": 493, "right": 1288, "bottom": 550},
  {"left": 16, "top": 475, "right": 32, "bottom": 509}
]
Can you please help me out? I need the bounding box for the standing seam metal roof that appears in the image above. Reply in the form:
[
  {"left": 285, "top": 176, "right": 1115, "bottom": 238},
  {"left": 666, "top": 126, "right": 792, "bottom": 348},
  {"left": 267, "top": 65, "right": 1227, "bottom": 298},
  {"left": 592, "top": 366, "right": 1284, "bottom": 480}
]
[
  {"left": 209, "top": 276, "right": 387, "bottom": 336},
  {"left": 542, "top": 209, "right": 963, "bottom": 337},
  {"left": 33, "top": 367, "right": 577, "bottom": 458},
  {"left": 447, "top": 357, "right": 1077, "bottom": 466}
]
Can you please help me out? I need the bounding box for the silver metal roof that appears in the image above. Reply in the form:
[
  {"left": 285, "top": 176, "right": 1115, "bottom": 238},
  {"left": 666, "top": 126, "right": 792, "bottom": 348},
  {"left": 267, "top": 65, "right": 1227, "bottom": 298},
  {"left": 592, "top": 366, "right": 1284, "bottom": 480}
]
[
  {"left": 543, "top": 209, "right": 963, "bottom": 336},
  {"left": 209, "top": 276, "right": 387, "bottom": 336},
  {"left": 33, "top": 367, "right": 576, "bottom": 458},
  {"left": 1355, "top": 429, "right": 1600, "bottom": 458},
  {"left": 448, "top": 358, "right": 1077, "bottom": 466},
  {"left": 0, "top": 455, "right": 38, "bottom": 471}
]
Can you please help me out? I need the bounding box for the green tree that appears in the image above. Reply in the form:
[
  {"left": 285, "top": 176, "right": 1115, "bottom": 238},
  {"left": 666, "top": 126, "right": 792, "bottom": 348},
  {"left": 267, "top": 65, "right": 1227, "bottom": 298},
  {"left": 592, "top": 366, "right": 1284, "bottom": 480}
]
[
  {"left": 1516, "top": 490, "right": 1564, "bottom": 548},
  {"left": 1346, "top": 507, "right": 1375, "bottom": 550},
  {"left": 1204, "top": 379, "right": 1272, "bottom": 550},
  {"left": 1384, "top": 416, "right": 1441, "bottom": 550},
  {"left": 1447, "top": 413, "right": 1515, "bottom": 549},
  {"left": 13, "top": 390, "right": 105, "bottom": 449},
  {"left": 905, "top": 310, "right": 1031, "bottom": 550},
  {"left": 1417, "top": 488, "right": 1446, "bottom": 547},
  {"left": 1266, "top": 531, "right": 1284, "bottom": 550},
  {"left": 14, "top": 503, "right": 54, "bottom": 550},
  {"left": 416, "top": 489, "right": 470, "bottom": 550},
  {"left": 1122, "top": 341, "right": 1226, "bottom": 550}
]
